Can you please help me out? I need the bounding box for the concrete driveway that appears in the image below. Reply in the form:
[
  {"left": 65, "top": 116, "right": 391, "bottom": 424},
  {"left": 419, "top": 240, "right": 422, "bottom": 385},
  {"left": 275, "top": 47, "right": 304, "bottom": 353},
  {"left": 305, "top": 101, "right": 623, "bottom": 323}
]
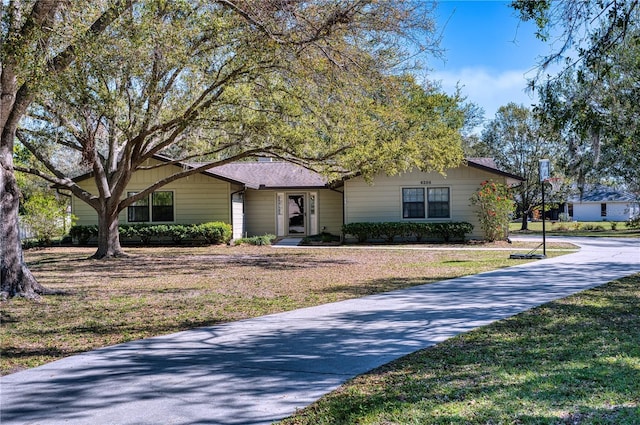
[{"left": 1, "top": 237, "right": 638, "bottom": 425}]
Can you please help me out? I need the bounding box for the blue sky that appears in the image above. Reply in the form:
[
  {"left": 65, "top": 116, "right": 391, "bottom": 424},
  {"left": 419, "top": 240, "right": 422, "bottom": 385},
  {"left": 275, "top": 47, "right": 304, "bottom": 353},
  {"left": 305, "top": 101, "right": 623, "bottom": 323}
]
[{"left": 427, "top": 1, "right": 555, "bottom": 130}]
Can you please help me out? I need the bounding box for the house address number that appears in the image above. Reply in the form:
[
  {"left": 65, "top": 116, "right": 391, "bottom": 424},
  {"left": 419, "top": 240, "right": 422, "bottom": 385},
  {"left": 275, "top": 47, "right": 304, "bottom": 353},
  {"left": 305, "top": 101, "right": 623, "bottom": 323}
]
[{"left": 420, "top": 180, "right": 431, "bottom": 185}]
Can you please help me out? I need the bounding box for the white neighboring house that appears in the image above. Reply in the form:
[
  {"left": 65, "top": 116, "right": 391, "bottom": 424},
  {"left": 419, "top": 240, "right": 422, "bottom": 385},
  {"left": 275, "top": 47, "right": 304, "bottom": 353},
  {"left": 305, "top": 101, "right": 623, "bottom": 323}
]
[{"left": 567, "top": 186, "right": 639, "bottom": 222}]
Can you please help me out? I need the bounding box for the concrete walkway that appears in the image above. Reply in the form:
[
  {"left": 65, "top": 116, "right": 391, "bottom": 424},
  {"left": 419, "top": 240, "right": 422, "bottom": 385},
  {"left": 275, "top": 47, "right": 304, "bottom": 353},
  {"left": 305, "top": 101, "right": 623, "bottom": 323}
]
[
  {"left": 1, "top": 237, "right": 638, "bottom": 425},
  {"left": 272, "top": 237, "right": 303, "bottom": 247}
]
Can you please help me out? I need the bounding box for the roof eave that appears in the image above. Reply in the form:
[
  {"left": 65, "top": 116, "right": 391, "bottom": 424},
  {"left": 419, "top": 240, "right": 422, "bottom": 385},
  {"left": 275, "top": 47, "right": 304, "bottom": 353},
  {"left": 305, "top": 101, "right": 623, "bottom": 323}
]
[{"left": 466, "top": 159, "right": 525, "bottom": 182}]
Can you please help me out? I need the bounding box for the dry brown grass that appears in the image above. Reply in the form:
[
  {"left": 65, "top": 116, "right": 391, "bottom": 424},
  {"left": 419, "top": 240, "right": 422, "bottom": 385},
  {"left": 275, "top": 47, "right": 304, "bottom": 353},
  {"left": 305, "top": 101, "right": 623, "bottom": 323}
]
[{"left": 1, "top": 244, "right": 571, "bottom": 375}]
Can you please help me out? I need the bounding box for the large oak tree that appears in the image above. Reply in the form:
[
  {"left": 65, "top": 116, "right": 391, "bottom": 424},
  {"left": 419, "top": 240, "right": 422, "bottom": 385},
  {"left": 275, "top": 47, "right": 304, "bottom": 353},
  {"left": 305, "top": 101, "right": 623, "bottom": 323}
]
[
  {"left": 1, "top": 1, "right": 133, "bottom": 300},
  {"left": 3, "top": 1, "right": 466, "bottom": 299}
]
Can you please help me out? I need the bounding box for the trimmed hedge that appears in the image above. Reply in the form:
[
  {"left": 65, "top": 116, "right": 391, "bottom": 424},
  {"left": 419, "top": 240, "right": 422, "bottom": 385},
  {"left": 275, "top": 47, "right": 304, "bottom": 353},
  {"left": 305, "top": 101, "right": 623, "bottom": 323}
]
[
  {"left": 342, "top": 221, "right": 474, "bottom": 243},
  {"left": 233, "top": 234, "right": 277, "bottom": 246},
  {"left": 69, "top": 222, "right": 232, "bottom": 246}
]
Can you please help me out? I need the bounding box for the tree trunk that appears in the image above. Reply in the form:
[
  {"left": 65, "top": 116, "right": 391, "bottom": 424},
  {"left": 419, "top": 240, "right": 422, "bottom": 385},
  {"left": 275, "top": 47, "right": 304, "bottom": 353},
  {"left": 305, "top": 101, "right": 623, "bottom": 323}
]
[
  {"left": 91, "top": 208, "right": 127, "bottom": 259},
  {"left": 520, "top": 212, "right": 529, "bottom": 231},
  {"left": 1, "top": 134, "right": 46, "bottom": 300}
]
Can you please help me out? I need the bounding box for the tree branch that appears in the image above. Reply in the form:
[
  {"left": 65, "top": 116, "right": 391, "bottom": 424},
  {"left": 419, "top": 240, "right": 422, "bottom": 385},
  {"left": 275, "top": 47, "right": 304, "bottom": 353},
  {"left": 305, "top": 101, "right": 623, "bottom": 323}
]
[{"left": 118, "top": 147, "right": 271, "bottom": 211}]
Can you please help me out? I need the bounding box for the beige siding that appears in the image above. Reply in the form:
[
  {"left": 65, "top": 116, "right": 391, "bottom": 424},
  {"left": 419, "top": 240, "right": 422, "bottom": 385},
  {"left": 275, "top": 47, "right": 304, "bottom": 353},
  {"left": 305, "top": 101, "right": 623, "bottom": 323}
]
[
  {"left": 72, "top": 160, "right": 233, "bottom": 226},
  {"left": 344, "top": 166, "right": 508, "bottom": 239},
  {"left": 318, "top": 189, "right": 343, "bottom": 235},
  {"left": 243, "top": 188, "right": 344, "bottom": 237},
  {"left": 244, "top": 190, "right": 276, "bottom": 236},
  {"left": 71, "top": 191, "right": 99, "bottom": 225}
]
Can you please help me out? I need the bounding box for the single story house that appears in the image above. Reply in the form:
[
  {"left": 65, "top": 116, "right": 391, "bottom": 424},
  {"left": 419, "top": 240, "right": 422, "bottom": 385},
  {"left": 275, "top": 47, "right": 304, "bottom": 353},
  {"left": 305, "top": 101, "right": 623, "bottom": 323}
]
[
  {"left": 70, "top": 156, "right": 523, "bottom": 241},
  {"left": 565, "top": 186, "right": 639, "bottom": 222}
]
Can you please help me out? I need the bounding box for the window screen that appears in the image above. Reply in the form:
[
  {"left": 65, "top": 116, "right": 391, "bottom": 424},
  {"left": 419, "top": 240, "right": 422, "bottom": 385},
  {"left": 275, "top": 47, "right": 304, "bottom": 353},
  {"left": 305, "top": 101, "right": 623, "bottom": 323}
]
[
  {"left": 402, "top": 188, "right": 425, "bottom": 218},
  {"left": 152, "top": 191, "right": 174, "bottom": 222},
  {"left": 427, "top": 188, "right": 450, "bottom": 218},
  {"left": 127, "top": 192, "right": 149, "bottom": 222}
]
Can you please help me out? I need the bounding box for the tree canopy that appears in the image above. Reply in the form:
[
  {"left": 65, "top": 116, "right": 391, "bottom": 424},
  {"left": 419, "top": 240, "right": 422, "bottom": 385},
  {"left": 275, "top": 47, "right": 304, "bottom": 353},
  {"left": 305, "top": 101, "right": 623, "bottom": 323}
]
[
  {"left": 511, "top": 0, "right": 640, "bottom": 81},
  {"left": 471, "top": 103, "right": 561, "bottom": 230},
  {"left": 512, "top": 0, "right": 640, "bottom": 193},
  {"left": 534, "top": 24, "right": 640, "bottom": 193},
  {"left": 2, "top": 1, "right": 466, "bottom": 297}
]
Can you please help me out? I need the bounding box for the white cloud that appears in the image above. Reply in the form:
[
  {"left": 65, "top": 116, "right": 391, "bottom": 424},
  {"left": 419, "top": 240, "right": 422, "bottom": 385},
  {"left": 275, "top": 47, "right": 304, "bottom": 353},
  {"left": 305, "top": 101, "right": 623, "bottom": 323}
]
[{"left": 430, "top": 67, "right": 539, "bottom": 125}]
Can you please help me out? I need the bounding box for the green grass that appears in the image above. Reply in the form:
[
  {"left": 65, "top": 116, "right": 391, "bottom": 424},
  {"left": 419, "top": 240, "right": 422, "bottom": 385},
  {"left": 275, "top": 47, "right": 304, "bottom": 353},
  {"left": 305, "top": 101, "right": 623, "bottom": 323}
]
[
  {"left": 278, "top": 274, "right": 640, "bottom": 425},
  {"left": 510, "top": 221, "right": 640, "bottom": 237},
  {"left": 0, "top": 243, "right": 571, "bottom": 375}
]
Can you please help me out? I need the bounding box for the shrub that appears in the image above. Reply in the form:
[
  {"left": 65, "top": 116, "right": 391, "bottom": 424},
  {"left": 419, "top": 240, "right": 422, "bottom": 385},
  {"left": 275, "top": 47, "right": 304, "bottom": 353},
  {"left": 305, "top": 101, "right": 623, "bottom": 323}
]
[
  {"left": 470, "top": 180, "right": 515, "bottom": 242},
  {"left": 627, "top": 215, "right": 640, "bottom": 229},
  {"left": 430, "top": 222, "right": 474, "bottom": 242},
  {"left": 410, "top": 222, "right": 435, "bottom": 242},
  {"left": 136, "top": 225, "right": 157, "bottom": 244},
  {"left": 234, "top": 234, "right": 276, "bottom": 246},
  {"left": 69, "top": 225, "right": 98, "bottom": 245},
  {"left": 165, "top": 225, "right": 189, "bottom": 244},
  {"left": 118, "top": 225, "right": 140, "bottom": 240},
  {"left": 342, "top": 222, "right": 371, "bottom": 243},
  {"left": 196, "top": 222, "right": 232, "bottom": 244},
  {"left": 69, "top": 222, "right": 233, "bottom": 246},
  {"left": 302, "top": 232, "right": 341, "bottom": 244},
  {"left": 378, "top": 222, "right": 408, "bottom": 242},
  {"left": 342, "top": 222, "right": 473, "bottom": 243},
  {"left": 581, "top": 224, "right": 605, "bottom": 231}
]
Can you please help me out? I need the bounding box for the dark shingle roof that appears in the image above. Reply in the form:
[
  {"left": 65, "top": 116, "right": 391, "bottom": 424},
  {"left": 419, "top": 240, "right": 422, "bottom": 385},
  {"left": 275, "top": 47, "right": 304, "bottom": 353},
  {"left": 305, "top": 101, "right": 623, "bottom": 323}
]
[
  {"left": 466, "top": 157, "right": 497, "bottom": 169},
  {"left": 190, "top": 156, "right": 525, "bottom": 189},
  {"left": 466, "top": 158, "right": 525, "bottom": 181},
  {"left": 205, "top": 161, "right": 329, "bottom": 189}
]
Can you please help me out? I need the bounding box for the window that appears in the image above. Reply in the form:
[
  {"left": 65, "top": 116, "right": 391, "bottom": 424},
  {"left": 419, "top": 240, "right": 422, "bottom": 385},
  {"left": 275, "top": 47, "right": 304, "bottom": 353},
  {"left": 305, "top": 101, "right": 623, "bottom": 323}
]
[
  {"left": 127, "top": 191, "right": 174, "bottom": 223},
  {"left": 402, "top": 187, "right": 450, "bottom": 219},
  {"left": 601, "top": 203, "right": 607, "bottom": 217},
  {"left": 128, "top": 193, "right": 149, "bottom": 222},
  {"left": 152, "top": 191, "right": 174, "bottom": 222},
  {"left": 427, "top": 188, "right": 450, "bottom": 218},
  {"left": 403, "top": 188, "right": 425, "bottom": 218}
]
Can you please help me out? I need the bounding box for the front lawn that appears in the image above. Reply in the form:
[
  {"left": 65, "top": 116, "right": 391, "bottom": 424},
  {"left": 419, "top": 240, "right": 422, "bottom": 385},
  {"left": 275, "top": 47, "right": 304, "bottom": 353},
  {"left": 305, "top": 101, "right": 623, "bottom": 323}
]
[
  {"left": 1, "top": 243, "right": 570, "bottom": 375},
  {"left": 279, "top": 274, "right": 640, "bottom": 424}
]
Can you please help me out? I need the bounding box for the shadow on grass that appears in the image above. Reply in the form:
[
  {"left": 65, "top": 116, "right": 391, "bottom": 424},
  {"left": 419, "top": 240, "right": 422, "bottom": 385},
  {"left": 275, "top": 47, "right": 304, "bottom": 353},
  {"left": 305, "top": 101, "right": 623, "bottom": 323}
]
[
  {"left": 280, "top": 275, "right": 640, "bottom": 424},
  {"left": 26, "top": 250, "right": 356, "bottom": 281},
  {"left": 1, "top": 256, "right": 639, "bottom": 425},
  {"left": 320, "top": 277, "right": 443, "bottom": 296}
]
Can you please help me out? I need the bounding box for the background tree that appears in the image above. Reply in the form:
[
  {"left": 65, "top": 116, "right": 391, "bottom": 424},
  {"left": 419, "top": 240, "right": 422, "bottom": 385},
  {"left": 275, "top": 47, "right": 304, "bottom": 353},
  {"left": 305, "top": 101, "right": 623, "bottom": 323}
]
[
  {"left": 21, "top": 192, "right": 72, "bottom": 245},
  {"left": 471, "top": 103, "right": 561, "bottom": 230},
  {"left": 1, "top": 1, "right": 131, "bottom": 300},
  {"left": 511, "top": 0, "right": 639, "bottom": 81},
  {"left": 4, "top": 1, "right": 462, "bottom": 298},
  {"left": 534, "top": 24, "right": 640, "bottom": 195},
  {"left": 14, "top": 143, "right": 72, "bottom": 244},
  {"left": 512, "top": 1, "right": 640, "bottom": 194}
]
